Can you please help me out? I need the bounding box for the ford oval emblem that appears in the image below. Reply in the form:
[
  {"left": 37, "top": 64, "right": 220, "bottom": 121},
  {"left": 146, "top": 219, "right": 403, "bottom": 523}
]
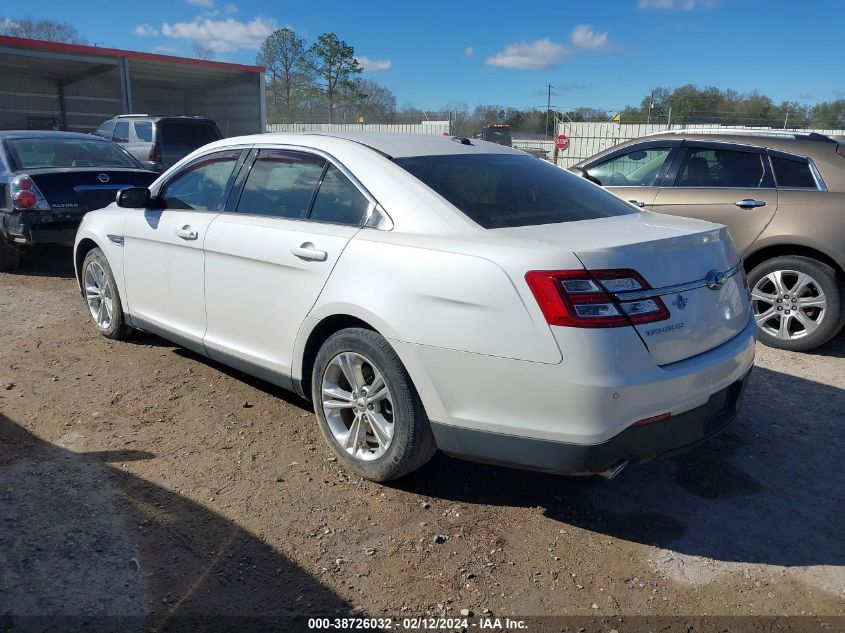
[
  {"left": 97, "top": 173, "right": 110, "bottom": 183},
  {"left": 705, "top": 269, "right": 727, "bottom": 290}
]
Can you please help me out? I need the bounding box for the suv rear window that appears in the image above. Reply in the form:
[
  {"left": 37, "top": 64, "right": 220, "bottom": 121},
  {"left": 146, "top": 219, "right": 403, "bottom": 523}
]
[
  {"left": 159, "top": 122, "right": 221, "bottom": 150},
  {"left": 771, "top": 156, "right": 817, "bottom": 189},
  {"left": 394, "top": 154, "right": 635, "bottom": 229}
]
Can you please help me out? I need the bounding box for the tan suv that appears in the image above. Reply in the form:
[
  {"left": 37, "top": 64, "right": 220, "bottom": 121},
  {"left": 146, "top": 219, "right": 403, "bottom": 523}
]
[{"left": 571, "top": 130, "right": 845, "bottom": 351}]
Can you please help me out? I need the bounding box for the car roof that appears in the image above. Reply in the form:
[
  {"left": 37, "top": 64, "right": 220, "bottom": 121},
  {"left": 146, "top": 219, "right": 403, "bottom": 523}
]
[
  {"left": 216, "top": 132, "right": 526, "bottom": 159},
  {"left": 0, "top": 130, "right": 110, "bottom": 141}
]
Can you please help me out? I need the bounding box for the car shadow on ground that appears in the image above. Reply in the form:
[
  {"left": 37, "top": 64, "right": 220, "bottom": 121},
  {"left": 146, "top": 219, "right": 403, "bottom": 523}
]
[
  {"left": 11, "top": 244, "right": 76, "bottom": 279},
  {"left": 397, "top": 365, "right": 845, "bottom": 569},
  {"left": 806, "top": 328, "right": 845, "bottom": 359},
  {"left": 0, "top": 413, "right": 352, "bottom": 631}
]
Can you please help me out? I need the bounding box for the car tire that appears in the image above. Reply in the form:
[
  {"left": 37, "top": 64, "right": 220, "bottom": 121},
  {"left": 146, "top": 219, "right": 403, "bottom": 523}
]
[
  {"left": 0, "top": 238, "right": 20, "bottom": 272},
  {"left": 312, "top": 327, "right": 437, "bottom": 481},
  {"left": 81, "top": 247, "right": 133, "bottom": 340},
  {"left": 748, "top": 255, "right": 843, "bottom": 352}
]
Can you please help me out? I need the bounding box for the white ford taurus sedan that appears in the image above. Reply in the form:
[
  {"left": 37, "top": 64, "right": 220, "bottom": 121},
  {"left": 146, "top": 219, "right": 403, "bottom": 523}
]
[{"left": 74, "top": 133, "right": 756, "bottom": 481}]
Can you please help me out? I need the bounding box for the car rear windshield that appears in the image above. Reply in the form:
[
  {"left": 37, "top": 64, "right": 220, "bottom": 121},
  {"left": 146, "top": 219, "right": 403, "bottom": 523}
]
[
  {"left": 394, "top": 154, "right": 636, "bottom": 229},
  {"left": 6, "top": 138, "right": 140, "bottom": 170},
  {"left": 159, "top": 122, "right": 221, "bottom": 149}
]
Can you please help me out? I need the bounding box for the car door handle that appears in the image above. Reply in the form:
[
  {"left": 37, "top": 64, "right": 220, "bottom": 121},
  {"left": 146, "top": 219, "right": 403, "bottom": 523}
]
[
  {"left": 175, "top": 225, "right": 198, "bottom": 240},
  {"left": 735, "top": 199, "right": 766, "bottom": 209},
  {"left": 628, "top": 200, "right": 646, "bottom": 208},
  {"left": 290, "top": 242, "right": 328, "bottom": 262}
]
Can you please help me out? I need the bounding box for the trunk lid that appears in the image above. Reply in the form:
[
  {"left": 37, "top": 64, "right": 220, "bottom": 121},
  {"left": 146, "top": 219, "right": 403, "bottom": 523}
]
[
  {"left": 27, "top": 168, "right": 158, "bottom": 216},
  {"left": 495, "top": 212, "right": 750, "bottom": 365}
]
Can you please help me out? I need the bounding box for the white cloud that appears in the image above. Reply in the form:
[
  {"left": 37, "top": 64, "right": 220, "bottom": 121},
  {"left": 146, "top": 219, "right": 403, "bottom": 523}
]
[
  {"left": 186, "top": 0, "right": 215, "bottom": 7},
  {"left": 637, "top": 0, "right": 716, "bottom": 9},
  {"left": 224, "top": 3, "right": 238, "bottom": 13},
  {"left": 161, "top": 16, "right": 276, "bottom": 52},
  {"left": 464, "top": 46, "right": 474, "bottom": 57},
  {"left": 485, "top": 38, "right": 570, "bottom": 70},
  {"left": 133, "top": 23, "right": 159, "bottom": 37},
  {"left": 570, "top": 25, "right": 612, "bottom": 51},
  {"left": 356, "top": 56, "right": 391, "bottom": 71}
]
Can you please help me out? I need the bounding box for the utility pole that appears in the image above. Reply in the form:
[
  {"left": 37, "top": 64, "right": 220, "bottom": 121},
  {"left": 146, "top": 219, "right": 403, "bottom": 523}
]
[
  {"left": 783, "top": 110, "right": 790, "bottom": 130},
  {"left": 545, "top": 83, "right": 552, "bottom": 140},
  {"left": 646, "top": 91, "right": 654, "bottom": 125}
]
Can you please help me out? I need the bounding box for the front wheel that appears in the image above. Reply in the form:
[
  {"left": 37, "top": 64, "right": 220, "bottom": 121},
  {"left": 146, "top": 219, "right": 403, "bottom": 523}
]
[
  {"left": 81, "top": 247, "right": 133, "bottom": 340},
  {"left": 312, "top": 327, "right": 437, "bottom": 481},
  {"left": 748, "top": 255, "right": 843, "bottom": 352}
]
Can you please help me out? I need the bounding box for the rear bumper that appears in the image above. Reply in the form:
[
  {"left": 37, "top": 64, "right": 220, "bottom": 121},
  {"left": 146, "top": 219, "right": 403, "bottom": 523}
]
[
  {"left": 431, "top": 369, "right": 751, "bottom": 475},
  {"left": 2, "top": 211, "right": 81, "bottom": 245}
]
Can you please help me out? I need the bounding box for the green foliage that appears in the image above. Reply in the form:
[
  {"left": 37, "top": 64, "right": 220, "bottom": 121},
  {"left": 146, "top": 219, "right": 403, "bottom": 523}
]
[{"left": 308, "top": 33, "right": 363, "bottom": 122}]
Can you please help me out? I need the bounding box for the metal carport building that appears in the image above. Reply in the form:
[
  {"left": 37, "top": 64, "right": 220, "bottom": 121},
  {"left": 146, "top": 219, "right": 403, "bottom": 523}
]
[{"left": 0, "top": 35, "right": 265, "bottom": 136}]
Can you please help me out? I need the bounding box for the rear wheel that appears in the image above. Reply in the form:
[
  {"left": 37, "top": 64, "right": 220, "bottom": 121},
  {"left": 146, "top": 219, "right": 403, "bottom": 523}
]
[
  {"left": 312, "top": 327, "right": 437, "bottom": 481},
  {"left": 81, "top": 248, "right": 133, "bottom": 340},
  {"left": 748, "top": 255, "right": 843, "bottom": 352}
]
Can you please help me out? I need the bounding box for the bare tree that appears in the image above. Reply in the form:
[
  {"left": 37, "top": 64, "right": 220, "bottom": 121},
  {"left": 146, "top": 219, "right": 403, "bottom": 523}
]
[
  {"left": 192, "top": 42, "right": 214, "bottom": 60},
  {"left": 0, "top": 17, "right": 87, "bottom": 44}
]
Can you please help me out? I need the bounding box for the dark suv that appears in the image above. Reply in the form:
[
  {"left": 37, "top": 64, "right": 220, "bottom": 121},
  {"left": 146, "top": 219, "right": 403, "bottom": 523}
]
[{"left": 94, "top": 115, "right": 222, "bottom": 173}]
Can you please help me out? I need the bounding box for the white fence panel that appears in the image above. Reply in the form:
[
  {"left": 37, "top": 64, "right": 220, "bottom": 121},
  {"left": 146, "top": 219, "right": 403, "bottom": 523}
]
[{"left": 266, "top": 121, "right": 449, "bottom": 135}]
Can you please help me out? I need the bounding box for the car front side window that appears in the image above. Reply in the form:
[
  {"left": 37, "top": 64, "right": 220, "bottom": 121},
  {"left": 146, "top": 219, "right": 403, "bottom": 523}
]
[
  {"left": 161, "top": 150, "right": 242, "bottom": 211},
  {"left": 587, "top": 147, "right": 673, "bottom": 187}
]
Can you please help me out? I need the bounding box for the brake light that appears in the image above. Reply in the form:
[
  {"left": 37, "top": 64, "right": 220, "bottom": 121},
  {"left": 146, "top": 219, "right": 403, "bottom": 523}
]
[
  {"left": 10, "top": 175, "right": 50, "bottom": 211},
  {"left": 525, "top": 269, "right": 670, "bottom": 328},
  {"left": 148, "top": 142, "right": 161, "bottom": 163}
]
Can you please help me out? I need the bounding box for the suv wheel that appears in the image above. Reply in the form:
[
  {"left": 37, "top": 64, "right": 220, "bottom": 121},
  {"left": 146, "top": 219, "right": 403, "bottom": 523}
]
[
  {"left": 312, "top": 327, "right": 437, "bottom": 481},
  {"left": 748, "top": 255, "right": 843, "bottom": 351},
  {"left": 82, "top": 248, "right": 133, "bottom": 340}
]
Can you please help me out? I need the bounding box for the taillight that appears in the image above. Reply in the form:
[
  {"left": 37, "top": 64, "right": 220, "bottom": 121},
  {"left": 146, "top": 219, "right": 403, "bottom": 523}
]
[
  {"left": 10, "top": 175, "right": 50, "bottom": 211},
  {"left": 148, "top": 142, "right": 161, "bottom": 163},
  {"left": 525, "top": 269, "right": 670, "bottom": 328}
]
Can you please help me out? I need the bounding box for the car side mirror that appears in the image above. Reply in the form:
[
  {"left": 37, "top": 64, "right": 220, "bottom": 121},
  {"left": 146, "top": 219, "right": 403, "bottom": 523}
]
[
  {"left": 568, "top": 167, "right": 602, "bottom": 186},
  {"left": 140, "top": 160, "right": 162, "bottom": 173},
  {"left": 116, "top": 187, "right": 152, "bottom": 208}
]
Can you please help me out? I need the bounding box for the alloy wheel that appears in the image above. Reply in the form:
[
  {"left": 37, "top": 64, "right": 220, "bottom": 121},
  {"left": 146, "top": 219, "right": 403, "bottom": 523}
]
[
  {"left": 321, "top": 351, "right": 395, "bottom": 461},
  {"left": 84, "top": 261, "right": 114, "bottom": 330},
  {"left": 751, "top": 269, "right": 827, "bottom": 341}
]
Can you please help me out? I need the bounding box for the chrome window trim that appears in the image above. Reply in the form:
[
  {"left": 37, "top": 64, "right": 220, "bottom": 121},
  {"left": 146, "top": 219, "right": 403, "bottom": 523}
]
[
  {"left": 240, "top": 143, "right": 394, "bottom": 230},
  {"left": 614, "top": 262, "right": 743, "bottom": 301}
]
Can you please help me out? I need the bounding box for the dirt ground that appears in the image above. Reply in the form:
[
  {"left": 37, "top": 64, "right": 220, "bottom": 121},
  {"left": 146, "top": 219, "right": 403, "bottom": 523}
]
[{"left": 1, "top": 246, "right": 843, "bottom": 631}]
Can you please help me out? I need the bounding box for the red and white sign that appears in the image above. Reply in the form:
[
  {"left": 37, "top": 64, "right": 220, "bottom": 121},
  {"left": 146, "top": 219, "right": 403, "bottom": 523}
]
[{"left": 555, "top": 134, "right": 569, "bottom": 150}]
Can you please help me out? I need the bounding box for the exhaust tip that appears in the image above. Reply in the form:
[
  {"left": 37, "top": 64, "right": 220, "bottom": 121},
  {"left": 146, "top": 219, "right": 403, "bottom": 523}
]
[{"left": 598, "top": 460, "right": 628, "bottom": 480}]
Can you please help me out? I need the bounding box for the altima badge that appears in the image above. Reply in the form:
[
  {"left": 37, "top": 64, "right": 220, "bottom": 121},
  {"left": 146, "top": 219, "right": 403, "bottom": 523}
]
[
  {"left": 97, "top": 173, "right": 110, "bottom": 183},
  {"left": 672, "top": 293, "right": 688, "bottom": 310}
]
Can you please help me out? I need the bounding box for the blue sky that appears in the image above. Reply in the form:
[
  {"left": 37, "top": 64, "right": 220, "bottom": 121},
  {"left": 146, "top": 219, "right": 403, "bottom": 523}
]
[{"left": 7, "top": 0, "right": 845, "bottom": 111}]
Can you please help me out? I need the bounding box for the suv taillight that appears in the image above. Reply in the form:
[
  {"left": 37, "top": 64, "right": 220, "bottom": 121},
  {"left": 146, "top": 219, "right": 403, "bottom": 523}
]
[
  {"left": 525, "top": 269, "right": 669, "bottom": 328},
  {"left": 148, "top": 142, "right": 161, "bottom": 163},
  {"left": 10, "top": 175, "right": 50, "bottom": 211}
]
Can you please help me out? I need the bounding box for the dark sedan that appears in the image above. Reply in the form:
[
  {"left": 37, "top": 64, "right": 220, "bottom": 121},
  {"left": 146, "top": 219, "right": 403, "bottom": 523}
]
[{"left": 0, "top": 131, "right": 158, "bottom": 271}]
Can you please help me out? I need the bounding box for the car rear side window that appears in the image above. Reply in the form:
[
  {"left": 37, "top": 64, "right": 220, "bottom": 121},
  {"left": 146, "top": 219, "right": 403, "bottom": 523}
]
[
  {"left": 236, "top": 149, "right": 326, "bottom": 219},
  {"left": 309, "top": 165, "right": 369, "bottom": 226},
  {"left": 675, "top": 148, "right": 765, "bottom": 188},
  {"left": 587, "top": 147, "right": 673, "bottom": 187},
  {"left": 771, "top": 156, "right": 817, "bottom": 189},
  {"left": 161, "top": 149, "right": 241, "bottom": 211},
  {"left": 394, "top": 154, "right": 635, "bottom": 229},
  {"left": 113, "top": 121, "right": 130, "bottom": 143},
  {"left": 134, "top": 121, "right": 153, "bottom": 143}
]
